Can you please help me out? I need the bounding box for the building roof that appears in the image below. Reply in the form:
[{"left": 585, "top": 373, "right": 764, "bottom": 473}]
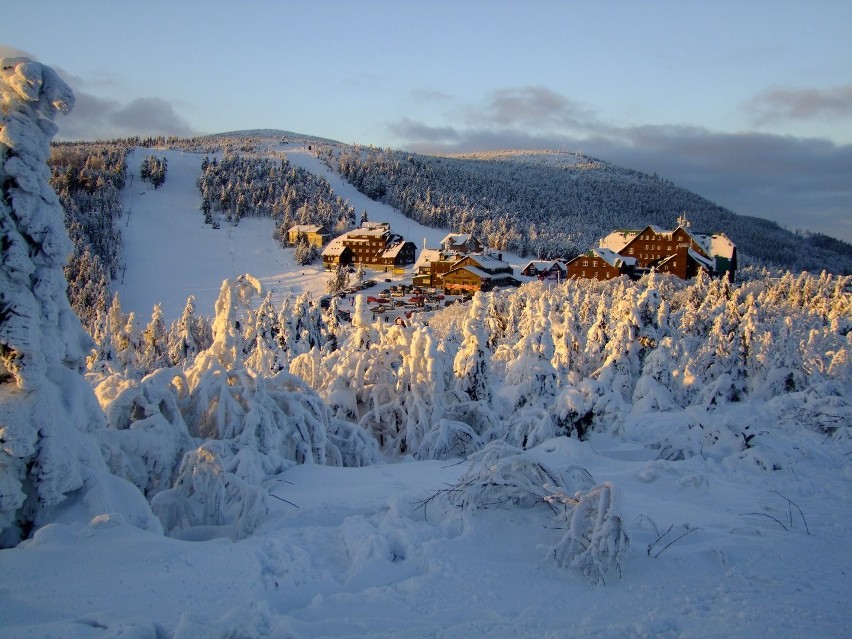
[
  {"left": 688, "top": 247, "right": 715, "bottom": 271},
  {"left": 414, "top": 248, "right": 443, "bottom": 271},
  {"left": 523, "top": 260, "right": 561, "bottom": 271},
  {"left": 321, "top": 241, "right": 350, "bottom": 257},
  {"left": 446, "top": 265, "right": 520, "bottom": 283},
  {"left": 464, "top": 253, "right": 511, "bottom": 273},
  {"left": 446, "top": 265, "right": 493, "bottom": 280},
  {"left": 382, "top": 241, "right": 412, "bottom": 258},
  {"left": 599, "top": 230, "right": 641, "bottom": 252},
  {"left": 442, "top": 233, "right": 471, "bottom": 248},
  {"left": 595, "top": 247, "right": 636, "bottom": 268},
  {"left": 288, "top": 224, "right": 325, "bottom": 234},
  {"left": 348, "top": 227, "right": 389, "bottom": 238},
  {"left": 708, "top": 232, "right": 736, "bottom": 260}
]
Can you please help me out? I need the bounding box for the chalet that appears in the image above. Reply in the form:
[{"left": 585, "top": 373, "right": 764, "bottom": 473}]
[
  {"left": 565, "top": 248, "right": 637, "bottom": 281},
  {"left": 521, "top": 260, "right": 567, "bottom": 281},
  {"left": 596, "top": 220, "right": 737, "bottom": 281},
  {"left": 320, "top": 243, "right": 354, "bottom": 269},
  {"left": 287, "top": 224, "right": 329, "bottom": 248},
  {"left": 441, "top": 233, "right": 482, "bottom": 255},
  {"left": 411, "top": 247, "right": 472, "bottom": 289},
  {"left": 321, "top": 222, "right": 416, "bottom": 271},
  {"left": 412, "top": 248, "right": 443, "bottom": 288},
  {"left": 442, "top": 253, "right": 520, "bottom": 295}
]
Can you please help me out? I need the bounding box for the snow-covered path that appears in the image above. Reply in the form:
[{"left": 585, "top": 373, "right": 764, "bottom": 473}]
[{"left": 117, "top": 144, "right": 530, "bottom": 325}]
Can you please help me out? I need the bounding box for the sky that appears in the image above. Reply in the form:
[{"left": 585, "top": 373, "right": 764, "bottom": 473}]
[{"left": 3, "top": 0, "right": 851, "bottom": 241}]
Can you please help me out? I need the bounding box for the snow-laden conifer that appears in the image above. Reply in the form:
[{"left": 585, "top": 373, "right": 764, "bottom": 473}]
[
  {"left": 454, "top": 292, "right": 493, "bottom": 403},
  {"left": 0, "top": 58, "right": 157, "bottom": 546},
  {"left": 152, "top": 275, "right": 377, "bottom": 538}
]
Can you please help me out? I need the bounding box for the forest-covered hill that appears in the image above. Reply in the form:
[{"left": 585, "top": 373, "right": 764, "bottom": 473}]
[{"left": 315, "top": 145, "right": 852, "bottom": 274}]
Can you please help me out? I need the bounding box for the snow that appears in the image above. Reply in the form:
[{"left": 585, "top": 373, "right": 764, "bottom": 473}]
[
  {"left": 2, "top": 433, "right": 849, "bottom": 637},
  {"left": 117, "top": 148, "right": 331, "bottom": 323},
  {"left": 2, "top": 113, "right": 851, "bottom": 637}
]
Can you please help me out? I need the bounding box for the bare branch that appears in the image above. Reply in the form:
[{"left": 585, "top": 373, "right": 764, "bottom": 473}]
[{"left": 741, "top": 512, "right": 788, "bottom": 531}]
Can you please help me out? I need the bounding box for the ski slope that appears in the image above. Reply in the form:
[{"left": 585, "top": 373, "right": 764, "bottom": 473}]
[{"left": 116, "top": 144, "right": 516, "bottom": 324}]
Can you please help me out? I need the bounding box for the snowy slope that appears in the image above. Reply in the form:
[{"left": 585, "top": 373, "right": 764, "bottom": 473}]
[
  {"left": 118, "top": 148, "right": 331, "bottom": 323},
  {"left": 117, "top": 144, "right": 525, "bottom": 324},
  {"left": 1, "top": 143, "right": 850, "bottom": 639},
  {"left": 282, "top": 147, "right": 451, "bottom": 253}
]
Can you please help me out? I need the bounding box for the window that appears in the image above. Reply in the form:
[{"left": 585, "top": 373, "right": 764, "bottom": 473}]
[
  {"left": 628, "top": 248, "right": 634, "bottom": 254},
  {"left": 592, "top": 261, "right": 598, "bottom": 267},
  {"left": 582, "top": 260, "right": 588, "bottom": 266}
]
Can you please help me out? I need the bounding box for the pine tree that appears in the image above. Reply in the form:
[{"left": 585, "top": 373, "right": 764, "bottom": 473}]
[
  {"left": 454, "top": 292, "right": 493, "bottom": 403},
  {"left": 0, "top": 58, "right": 155, "bottom": 546}
]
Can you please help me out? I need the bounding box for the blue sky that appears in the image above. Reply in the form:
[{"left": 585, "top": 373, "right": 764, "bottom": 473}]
[{"left": 3, "top": 1, "right": 851, "bottom": 241}]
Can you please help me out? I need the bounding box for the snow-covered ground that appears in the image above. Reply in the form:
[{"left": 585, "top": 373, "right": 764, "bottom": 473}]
[
  {"left": 117, "top": 147, "right": 331, "bottom": 323},
  {"left": 2, "top": 142, "right": 850, "bottom": 639},
  {"left": 2, "top": 431, "right": 848, "bottom": 638}
]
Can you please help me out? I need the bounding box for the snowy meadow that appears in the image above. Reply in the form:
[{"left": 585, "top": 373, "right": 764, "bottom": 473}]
[{"left": 1, "top": 57, "right": 851, "bottom": 638}]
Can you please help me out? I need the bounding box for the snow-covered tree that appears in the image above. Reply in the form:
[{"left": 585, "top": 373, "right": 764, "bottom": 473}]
[
  {"left": 166, "top": 295, "right": 211, "bottom": 368},
  {"left": 138, "top": 303, "right": 170, "bottom": 374},
  {"left": 550, "top": 482, "right": 629, "bottom": 585},
  {"left": 153, "top": 275, "right": 378, "bottom": 538},
  {"left": 454, "top": 292, "right": 493, "bottom": 403},
  {"left": 0, "top": 58, "right": 157, "bottom": 546}
]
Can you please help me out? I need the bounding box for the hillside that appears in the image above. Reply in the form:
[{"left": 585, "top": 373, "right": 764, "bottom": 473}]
[
  {"left": 99, "top": 130, "right": 852, "bottom": 276},
  {"left": 317, "top": 144, "right": 852, "bottom": 274}
]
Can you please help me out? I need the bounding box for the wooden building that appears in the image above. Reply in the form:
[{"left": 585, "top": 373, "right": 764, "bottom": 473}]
[
  {"left": 441, "top": 253, "right": 520, "bottom": 294},
  {"left": 593, "top": 221, "right": 737, "bottom": 282},
  {"left": 565, "top": 248, "right": 637, "bottom": 281},
  {"left": 521, "top": 260, "right": 568, "bottom": 280},
  {"left": 440, "top": 233, "right": 482, "bottom": 255},
  {"left": 322, "top": 222, "right": 416, "bottom": 271},
  {"left": 287, "top": 224, "right": 329, "bottom": 248}
]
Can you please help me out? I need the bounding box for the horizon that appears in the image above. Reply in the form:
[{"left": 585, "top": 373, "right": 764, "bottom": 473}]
[{"left": 3, "top": 1, "right": 851, "bottom": 242}]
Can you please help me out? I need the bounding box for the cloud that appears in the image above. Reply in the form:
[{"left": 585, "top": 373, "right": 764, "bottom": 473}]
[
  {"left": 2, "top": 42, "right": 197, "bottom": 140},
  {"left": 748, "top": 84, "right": 852, "bottom": 123},
  {"left": 56, "top": 92, "right": 199, "bottom": 140},
  {"left": 387, "top": 117, "right": 460, "bottom": 144},
  {"left": 409, "top": 88, "right": 454, "bottom": 104},
  {"left": 466, "top": 86, "right": 595, "bottom": 131},
  {"left": 387, "top": 87, "right": 852, "bottom": 242},
  {"left": 582, "top": 127, "right": 852, "bottom": 240}
]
